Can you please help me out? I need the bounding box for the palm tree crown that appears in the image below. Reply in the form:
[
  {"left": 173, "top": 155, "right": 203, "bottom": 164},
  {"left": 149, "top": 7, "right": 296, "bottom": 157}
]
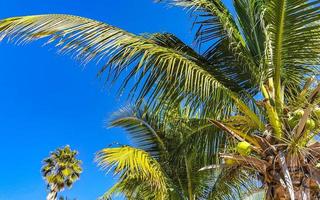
[
  {"left": 96, "top": 105, "right": 258, "bottom": 200},
  {"left": 42, "top": 145, "right": 82, "bottom": 200}
]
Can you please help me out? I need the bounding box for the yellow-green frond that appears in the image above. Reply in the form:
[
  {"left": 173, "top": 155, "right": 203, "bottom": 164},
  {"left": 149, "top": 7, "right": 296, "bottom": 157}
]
[
  {"left": 0, "top": 14, "right": 240, "bottom": 116},
  {"left": 96, "top": 146, "right": 168, "bottom": 199}
]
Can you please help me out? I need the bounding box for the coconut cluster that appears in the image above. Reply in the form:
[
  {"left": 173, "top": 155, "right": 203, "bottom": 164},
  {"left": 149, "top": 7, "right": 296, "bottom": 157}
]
[
  {"left": 288, "top": 106, "right": 320, "bottom": 131},
  {"left": 224, "top": 107, "right": 320, "bottom": 165}
]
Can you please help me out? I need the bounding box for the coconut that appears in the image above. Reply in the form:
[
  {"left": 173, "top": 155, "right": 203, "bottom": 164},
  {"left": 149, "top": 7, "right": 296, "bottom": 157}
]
[
  {"left": 306, "top": 118, "right": 316, "bottom": 130},
  {"left": 236, "top": 141, "right": 251, "bottom": 155},
  {"left": 225, "top": 159, "right": 235, "bottom": 165},
  {"left": 293, "top": 109, "right": 304, "bottom": 118}
]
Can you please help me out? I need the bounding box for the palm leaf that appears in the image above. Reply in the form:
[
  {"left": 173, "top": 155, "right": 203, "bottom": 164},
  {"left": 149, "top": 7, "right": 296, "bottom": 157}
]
[
  {"left": 201, "top": 168, "right": 259, "bottom": 200},
  {"left": 96, "top": 146, "right": 169, "bottom": 199},
  {"left": 173, "top": 119, "right": 227, "bottom": 166},
  {"left": 158, "top": 0, "right": 261, "bottom": 87},
  {"left": 0, "top": 14, "right": 242, "bottom": 116},
  {"left": 234, "top": 0, "right": 266, "bottom": 62},
  {"left": 108, "top": 105, "right": 167, "bottom": 156},
  {"left": 264, "top": 0, "right": 320, "bottom": 110}
]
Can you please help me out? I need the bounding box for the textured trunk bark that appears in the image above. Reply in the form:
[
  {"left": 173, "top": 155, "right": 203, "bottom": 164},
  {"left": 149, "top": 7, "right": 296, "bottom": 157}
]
[
  {"left": 262, "top": 151, "right": 320, "bottom": 200},
  {"left": 46, "top": 185, "right": 58, "bottom": 200},
  {"left": 265, "top": 177, "right": 320, "bottom": 199}
]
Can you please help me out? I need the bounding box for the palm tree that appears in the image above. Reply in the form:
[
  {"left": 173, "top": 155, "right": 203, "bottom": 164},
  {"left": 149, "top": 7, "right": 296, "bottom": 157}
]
[
  {"left": 42, "top": 146, "right": 82, "bottom": 200},
  {"left": 96, "top": 105, "right": 260, "bottom": 199},
  {"left": 1, "top": 0, "right": 320, "bottom": 198}
]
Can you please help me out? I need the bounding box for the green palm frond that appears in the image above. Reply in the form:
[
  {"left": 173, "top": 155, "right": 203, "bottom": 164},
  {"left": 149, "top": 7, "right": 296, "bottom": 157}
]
[
  {"left": 173, "top": 119, "right": 226, "bottom": 166},
  {"left": 158, "top": 0, "right": 243, "bottom": 46},
  {"left": 96, "top": 146, "right": 169, "bottom": 199},
  {"left": 0, "top": 14, "right": 243, "bottom": 116},
  {"left": 203, "top": 168, "right": 259, "bottom": 200},
  {"left": 109, "top": 105, "right": 167, "bottom": 156},
  {"left": 264, "top": 0, "right": 320, "bottom": 109},
  {"left": 234, "top": 0, "right": 265, "bottom": 60},
  {"left": 158, "top": 0, "right": 262, "bottom": 87},
  {"left": 100, "top": 178, "right": 167, "bottom": 200}
]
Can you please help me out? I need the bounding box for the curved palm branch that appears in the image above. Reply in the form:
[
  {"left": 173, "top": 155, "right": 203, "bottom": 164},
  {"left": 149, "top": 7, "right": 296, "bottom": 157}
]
[
  {"left": 0, "top": 14, "right": 253, "bottom": 116},
  {"left": 96, "top": 146, "right": 169, "bottom": 200},
  {"left": 108, "top": 105, "right": 167, "bottom": 156},
  {"left": 159, "top": 0, "right": 263, "bottom": 85},
  {"left": 159, "top": 0, "right": 244, "bottom": 47}
]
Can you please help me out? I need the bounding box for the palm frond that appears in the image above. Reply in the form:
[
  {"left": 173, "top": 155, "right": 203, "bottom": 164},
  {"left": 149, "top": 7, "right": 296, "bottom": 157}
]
[
  {"left": 158, "top": 0, "right": 262, "bottom": 88},
  {"left": 234, "top": 0, "right": 266, "bottom": 62},
  {"left": 0, "top": 14, "right": 242, "bottom": 116},
  {"left": 264, "top": 0, "right": 320, "bottom": 109},
  {"left": 201, "top": 168, "right": 259, "bottom": 200},
  {"left": 173, "top": 119, "right": 227, "bottom": 166},
  {"left": 158, "top": 0, "right": 243, "bottom": 47},
  {"left": 96, "top": 146, "right": 169, "bottom": 199},
  {"left": 109, "top": 105, "right": 167, "bottom": 156}
]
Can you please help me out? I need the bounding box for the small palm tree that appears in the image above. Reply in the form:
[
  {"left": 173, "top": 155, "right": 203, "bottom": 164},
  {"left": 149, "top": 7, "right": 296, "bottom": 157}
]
[
  {"left": 96, "top": 105, "right": 260, "bottom": 199},
  {"left": 42, "top": 146, "right": 82, "bottom": 200}
]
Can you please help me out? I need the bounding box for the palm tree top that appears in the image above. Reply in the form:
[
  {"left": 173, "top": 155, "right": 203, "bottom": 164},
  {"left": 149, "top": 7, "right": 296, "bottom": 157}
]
[{"left": 42, "top": 145, "right": 82, "bottom": 191}]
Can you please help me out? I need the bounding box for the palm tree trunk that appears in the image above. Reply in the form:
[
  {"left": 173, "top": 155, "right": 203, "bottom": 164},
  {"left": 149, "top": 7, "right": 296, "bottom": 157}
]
[
  {"left": 46, "top": 184, "right": 58, "bottom": 200},
  {"left": 266, "top": 184, "right": 320, "bottom": 200},
  {"left": 265, "top": 171, "right": 320, "bottom": 199}
]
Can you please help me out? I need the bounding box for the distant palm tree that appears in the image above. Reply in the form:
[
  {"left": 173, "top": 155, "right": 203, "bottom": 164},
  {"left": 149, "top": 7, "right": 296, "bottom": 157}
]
[
  {"left": 42, "top": 146, "right": 82, "bottom": 200},
  {"left": 1, "top": 0, "right": 320, "bottom": 199},
  {"left": 96, "top": 105, "right": 260, "bottom": 200}
]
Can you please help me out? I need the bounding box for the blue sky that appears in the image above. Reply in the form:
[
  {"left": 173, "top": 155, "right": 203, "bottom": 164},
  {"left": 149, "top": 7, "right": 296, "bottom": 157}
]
[{"left": 0, "top": 0, "right": 196, "bottom": 199}]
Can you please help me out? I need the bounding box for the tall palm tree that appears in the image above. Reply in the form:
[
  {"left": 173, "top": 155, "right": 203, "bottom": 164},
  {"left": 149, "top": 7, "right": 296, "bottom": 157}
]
[
  {"left": 1, "top": 0, "right": 320, "bottom": 199},
  {"left": 42, "top": 146, "right": 82, "bottom": 200},
  {"left": 96, "top": 105, "right": 260, "bottom": 200}
]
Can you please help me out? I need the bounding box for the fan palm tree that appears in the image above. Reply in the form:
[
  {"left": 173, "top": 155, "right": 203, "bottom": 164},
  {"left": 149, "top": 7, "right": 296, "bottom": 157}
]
[
  {"left": 96, "top": 105, "right": 260, "bottom": 199},
  {"left": 42, "top": 146, "right": 82, "bottom": 200},
  {"left": 1, "top": 0, "right": 320, "bottom": 199}
]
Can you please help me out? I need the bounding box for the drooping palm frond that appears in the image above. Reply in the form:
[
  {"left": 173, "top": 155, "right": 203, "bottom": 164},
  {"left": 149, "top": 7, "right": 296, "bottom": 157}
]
[
  {"left": 0, "top": 14, "right": 250, "bottom": 117},
  {"left": 158, "top": 0, "right": 243, "bottom": 47},
  {"left": 96, "top": 146, "right": 169, "bottom": 199},
  {"left": 108, "top": 105, "right": 167, "bottom": 157},
  {"left": 158, "top": 0, "right": 262, "bottom": 89}
]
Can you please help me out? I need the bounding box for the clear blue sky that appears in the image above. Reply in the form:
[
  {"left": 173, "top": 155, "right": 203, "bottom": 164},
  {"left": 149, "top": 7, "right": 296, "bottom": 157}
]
[{"left": 0, "top": 0, "right": 232, "bottom": 199}]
